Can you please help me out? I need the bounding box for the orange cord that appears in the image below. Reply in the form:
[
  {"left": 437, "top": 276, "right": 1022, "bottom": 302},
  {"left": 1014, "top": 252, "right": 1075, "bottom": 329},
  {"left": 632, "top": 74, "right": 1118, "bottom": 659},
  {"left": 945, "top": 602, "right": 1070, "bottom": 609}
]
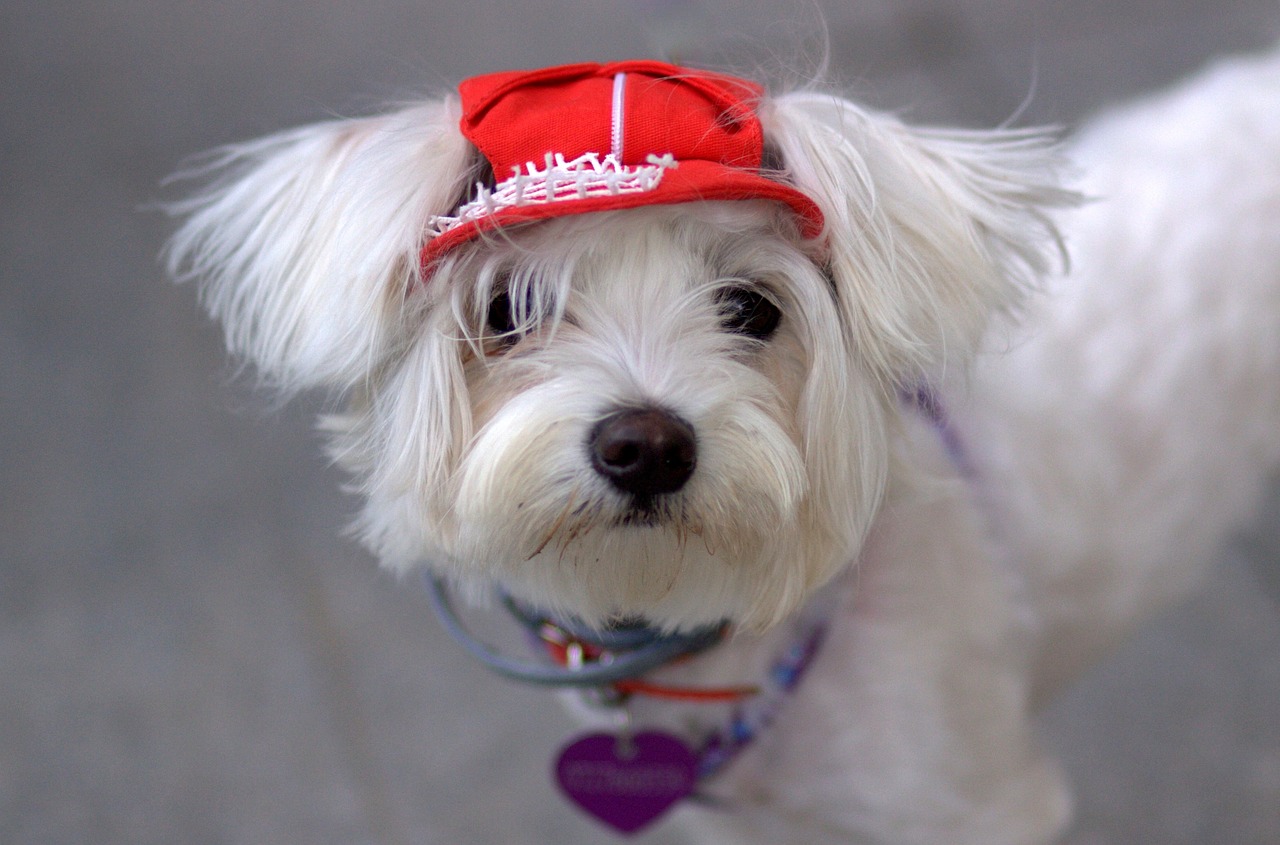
[
  {"left": 611, "top": 678, "right": 759, "bottom": 702},
  {"left": 541, "top": 634, "right": 757, "bottom": 702}
]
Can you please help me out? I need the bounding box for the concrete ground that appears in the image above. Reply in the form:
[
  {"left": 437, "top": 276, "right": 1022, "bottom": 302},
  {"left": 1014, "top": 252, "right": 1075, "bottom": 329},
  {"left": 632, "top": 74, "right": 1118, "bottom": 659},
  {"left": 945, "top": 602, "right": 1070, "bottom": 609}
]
[{"left": 3, "top": 2, "right": 1279, "bottom": 843}]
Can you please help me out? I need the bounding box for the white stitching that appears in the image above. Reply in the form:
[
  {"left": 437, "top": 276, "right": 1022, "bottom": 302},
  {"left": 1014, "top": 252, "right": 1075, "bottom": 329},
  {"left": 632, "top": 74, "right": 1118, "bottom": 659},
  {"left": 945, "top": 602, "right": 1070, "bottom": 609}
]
[
  {"left": 611, "top": 72, "right": 626, "bottom": 161},
  {"left": 426, "top": 152, "right": 678, "bottom": 241}
]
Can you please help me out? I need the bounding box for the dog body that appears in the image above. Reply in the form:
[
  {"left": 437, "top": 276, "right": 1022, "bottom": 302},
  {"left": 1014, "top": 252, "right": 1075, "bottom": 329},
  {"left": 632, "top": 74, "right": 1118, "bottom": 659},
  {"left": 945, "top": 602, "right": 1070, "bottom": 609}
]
[
  {"left": 169, "top": 50, "right": 1280, "bottom": 844},
  {"left": 692, "top": 52, "right": 1280, "bottom": 844}
]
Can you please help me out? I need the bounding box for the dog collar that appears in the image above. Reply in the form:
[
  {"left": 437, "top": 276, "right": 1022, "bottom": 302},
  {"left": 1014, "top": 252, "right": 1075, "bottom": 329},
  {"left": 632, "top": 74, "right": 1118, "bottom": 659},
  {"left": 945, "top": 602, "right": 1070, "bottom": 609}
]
[
  {"left": 426, "top": 575, "right": 728, "bottom": 689},
  {"left": 426, "top": 572, "right": 836, "bottom": 833},
  {"left": 420, "top": 60, "right": 825, "bottom": 268}
]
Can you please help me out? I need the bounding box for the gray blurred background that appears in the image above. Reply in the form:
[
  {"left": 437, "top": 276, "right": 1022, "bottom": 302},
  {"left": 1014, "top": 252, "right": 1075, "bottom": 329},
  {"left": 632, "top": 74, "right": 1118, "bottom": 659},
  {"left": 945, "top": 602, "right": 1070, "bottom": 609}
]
[{"left": 3, "top": 2, "right": 1280, "bottom": 843}]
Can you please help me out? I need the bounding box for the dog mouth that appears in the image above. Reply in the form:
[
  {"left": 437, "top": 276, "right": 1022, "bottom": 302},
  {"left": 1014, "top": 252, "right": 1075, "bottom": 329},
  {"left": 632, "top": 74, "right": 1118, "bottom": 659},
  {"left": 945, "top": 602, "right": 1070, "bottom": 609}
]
[
  {"left": 611, "top": 494, "right": 695, "bottom": 530},
  {"left": 524, "top": 490, "right": 699, "bottom": 559},
  {"left": 617, "top": 508, "right": 662, "bottom": 528}
]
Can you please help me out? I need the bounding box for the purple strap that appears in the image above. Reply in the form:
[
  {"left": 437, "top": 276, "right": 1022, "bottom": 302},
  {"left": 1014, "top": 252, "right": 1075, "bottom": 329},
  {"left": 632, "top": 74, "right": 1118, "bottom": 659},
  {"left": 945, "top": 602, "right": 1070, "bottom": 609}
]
[{"left": 905, "top": 384, "right": 975, "bottom": 479}]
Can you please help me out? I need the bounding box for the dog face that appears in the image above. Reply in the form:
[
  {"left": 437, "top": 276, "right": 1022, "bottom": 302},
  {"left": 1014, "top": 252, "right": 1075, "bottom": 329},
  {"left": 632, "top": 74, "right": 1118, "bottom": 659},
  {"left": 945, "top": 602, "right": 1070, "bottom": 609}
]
[
  {"left": 344, "top": 201, "right": 878, "bottom": 630},
  {"left": 168, "top": 79, "right": 1067, "bottom": 631}
]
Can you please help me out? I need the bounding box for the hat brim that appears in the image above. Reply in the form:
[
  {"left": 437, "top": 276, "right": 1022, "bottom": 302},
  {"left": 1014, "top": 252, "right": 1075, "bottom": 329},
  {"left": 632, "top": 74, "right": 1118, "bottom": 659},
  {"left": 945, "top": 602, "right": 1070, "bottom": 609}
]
[{"left": 420, "top": 160, "right": 825, "bottom": 269}]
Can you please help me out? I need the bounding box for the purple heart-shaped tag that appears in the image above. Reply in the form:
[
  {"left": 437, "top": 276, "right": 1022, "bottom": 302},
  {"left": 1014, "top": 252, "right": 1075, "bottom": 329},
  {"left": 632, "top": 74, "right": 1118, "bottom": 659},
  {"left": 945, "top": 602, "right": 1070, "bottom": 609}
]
[{"left": 554, "top": 731, "right": 697, "bottom": 835}]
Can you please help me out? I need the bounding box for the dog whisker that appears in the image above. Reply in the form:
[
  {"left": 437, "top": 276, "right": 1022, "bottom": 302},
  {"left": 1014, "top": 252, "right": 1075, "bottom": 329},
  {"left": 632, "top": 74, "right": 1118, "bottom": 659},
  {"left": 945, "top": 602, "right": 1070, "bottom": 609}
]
[{"left": 528, "top": 485, "right": 581, "bottom": 560}]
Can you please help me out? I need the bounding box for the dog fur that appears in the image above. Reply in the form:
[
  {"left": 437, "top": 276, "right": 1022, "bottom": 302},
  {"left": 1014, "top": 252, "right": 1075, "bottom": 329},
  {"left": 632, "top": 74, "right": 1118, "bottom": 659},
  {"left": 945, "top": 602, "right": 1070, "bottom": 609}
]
[{"left": 168, "top": 49, "right": 1280, "bottom": 844}]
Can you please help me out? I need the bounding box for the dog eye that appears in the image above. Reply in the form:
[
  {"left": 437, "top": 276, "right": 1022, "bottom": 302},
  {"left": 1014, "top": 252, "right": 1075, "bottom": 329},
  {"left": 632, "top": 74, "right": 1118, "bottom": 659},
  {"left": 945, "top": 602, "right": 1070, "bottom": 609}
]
[
  {"left": 716, "top": 286, "right": 781, "bottom": 340},
  {"left": 485, "top": 281, "right": 550, "bottom": 349},
  {"left": 486, "top": 290, "right": 518, "bottom": 337}
]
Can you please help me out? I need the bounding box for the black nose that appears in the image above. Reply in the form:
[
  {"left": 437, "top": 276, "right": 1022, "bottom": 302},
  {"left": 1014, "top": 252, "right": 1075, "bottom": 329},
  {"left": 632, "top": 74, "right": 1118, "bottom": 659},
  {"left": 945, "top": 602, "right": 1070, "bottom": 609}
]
[{"left": 589, "top": 408, "right": 697, "bottom": 497}]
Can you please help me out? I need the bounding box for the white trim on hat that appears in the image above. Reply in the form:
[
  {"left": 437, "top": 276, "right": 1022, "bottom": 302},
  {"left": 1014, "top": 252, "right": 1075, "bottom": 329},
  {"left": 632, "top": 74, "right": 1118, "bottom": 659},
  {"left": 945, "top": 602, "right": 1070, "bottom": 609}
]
[{"left": 425, "top": 151, "right": 679, "bottom": 242}]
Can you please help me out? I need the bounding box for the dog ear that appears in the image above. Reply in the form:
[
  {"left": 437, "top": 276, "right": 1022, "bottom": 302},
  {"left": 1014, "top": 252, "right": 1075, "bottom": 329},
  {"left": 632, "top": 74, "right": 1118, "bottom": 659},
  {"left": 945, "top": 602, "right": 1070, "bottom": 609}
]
[
  {"left": 166, "top": 99, "right": 475, "bottom": 393},
  {"left": 762, "top": 92, "right": 1074, "bottom": 386}
]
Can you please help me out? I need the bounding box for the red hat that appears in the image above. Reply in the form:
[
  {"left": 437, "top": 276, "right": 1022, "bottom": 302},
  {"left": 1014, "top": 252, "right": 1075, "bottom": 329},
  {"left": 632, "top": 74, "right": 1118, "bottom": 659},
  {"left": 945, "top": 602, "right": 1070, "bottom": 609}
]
[{"left": 420, "top": 60, "right": 825, "bottom": 268}]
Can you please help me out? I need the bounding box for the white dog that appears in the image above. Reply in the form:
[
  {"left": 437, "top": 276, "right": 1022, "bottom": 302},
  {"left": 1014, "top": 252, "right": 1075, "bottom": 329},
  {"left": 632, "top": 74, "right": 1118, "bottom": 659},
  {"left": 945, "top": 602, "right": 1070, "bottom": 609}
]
[{"left": 168, "top": 52, "right": 1280, "bottom": 844}]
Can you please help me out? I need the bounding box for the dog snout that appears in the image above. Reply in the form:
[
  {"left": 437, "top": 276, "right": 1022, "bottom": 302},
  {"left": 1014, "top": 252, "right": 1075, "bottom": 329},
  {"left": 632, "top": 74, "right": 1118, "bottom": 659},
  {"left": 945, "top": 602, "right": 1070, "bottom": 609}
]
[{"left": 589, "top": 408, "right": 697, "bottom": 498}]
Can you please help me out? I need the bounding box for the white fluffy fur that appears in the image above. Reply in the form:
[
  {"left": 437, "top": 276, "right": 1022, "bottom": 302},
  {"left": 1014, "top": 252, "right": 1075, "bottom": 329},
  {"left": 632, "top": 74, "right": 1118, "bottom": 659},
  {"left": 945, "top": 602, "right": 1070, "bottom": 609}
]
[{"left": 168, "top": 49, "right": 1280, "bottom": 844}]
